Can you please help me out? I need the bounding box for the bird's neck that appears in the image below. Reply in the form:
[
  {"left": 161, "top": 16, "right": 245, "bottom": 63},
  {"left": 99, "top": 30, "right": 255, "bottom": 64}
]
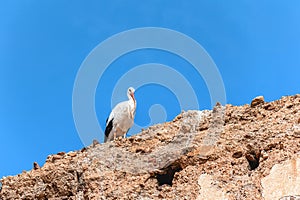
[
  {"left": 129, "top": 96, "right": 136, "bottom": 109},
  {"left": 128, "top": 95, "right": 136, "bottom": 115}
]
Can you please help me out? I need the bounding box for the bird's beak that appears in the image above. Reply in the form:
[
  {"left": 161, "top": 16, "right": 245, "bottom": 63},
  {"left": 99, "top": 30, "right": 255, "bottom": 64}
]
[{"left": 130, "top": 92, "right": 135, "bottom": 99}]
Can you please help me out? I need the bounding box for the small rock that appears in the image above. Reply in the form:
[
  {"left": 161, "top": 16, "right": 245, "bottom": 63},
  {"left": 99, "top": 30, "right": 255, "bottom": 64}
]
[
  {"left": 279, "top": 143, "right": 284, "bottom": 150},
  {"left": 198, "top": 155, "right": 209, "bottom": 164},
  {"left": 246, "top": 143, "right": 254, "bottom": 150},
  {"left": 264, "top": 103, "right": 275, "bottom": 110},
  {"left": 215, "top": 102, "right": 222, "bottom": 107},
  {"left": 251, "top": 96, "right": 265, "bottom": 107},
  {"left": 57, "top": 152, "right": 65, "bottom": 156},
  {"left": 33, "top": 162, "right": 40, "bottom": 170},
  {"left": 232, "top": 151, "right": 243, "bottom": 158},
  {"left": 261, "top": 150, "right": 269, "bottom": 160},
  {"left": 199, "top": 121, "right": 209, "bottom": 131},
  {"left": 212, "top": 102, "right": 222, "bottom": 113},
  {"left": 52, "top": 154, "right": 62, "bottom": 161},
  {"left": 68, "top": 152, "right": 77, "bottom": 157},
  {"left": 93, "top": 139, "right": 100, "bottom": 146},
  {"left": 292, "top": 125, "right": 300, "bottom": 138},
  {"left": 82, "top": 164, "right": 89, "bottom": 171},
  {"left": 81, "top": 147, "right": 87, "bottom": 152},
  {"left": 45, "top": 155, "right": 52, "bottom": 163},
  {"left": 265, "top": 143, "right": 277, "bottom": 151},
  {"left": 173, "top": 114, "right": 182, "bottom": 122},
  {"left": 244, "top": 134, "right": 252, "bottom": 139}
]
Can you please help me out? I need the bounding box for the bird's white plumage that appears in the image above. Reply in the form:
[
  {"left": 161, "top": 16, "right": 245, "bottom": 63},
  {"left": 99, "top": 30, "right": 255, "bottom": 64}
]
[{"left": 104, "top": 87, "right": 136, "bottom": 142}]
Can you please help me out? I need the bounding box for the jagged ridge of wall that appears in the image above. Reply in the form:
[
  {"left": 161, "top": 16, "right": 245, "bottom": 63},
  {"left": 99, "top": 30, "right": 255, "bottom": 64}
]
[{"left": 1, "top": 95, "right": 300, "bottom": 200}]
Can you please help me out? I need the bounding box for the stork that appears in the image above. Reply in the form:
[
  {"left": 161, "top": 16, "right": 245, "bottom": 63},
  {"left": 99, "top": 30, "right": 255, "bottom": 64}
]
[{"left": 104, "top": 87, "right": 136, "bottom": 142}]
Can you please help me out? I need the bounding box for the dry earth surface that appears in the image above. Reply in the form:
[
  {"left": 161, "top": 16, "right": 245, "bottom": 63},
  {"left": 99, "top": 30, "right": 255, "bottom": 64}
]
[{"left": 1, "top": 95, "right": 300, "bottom": 200}]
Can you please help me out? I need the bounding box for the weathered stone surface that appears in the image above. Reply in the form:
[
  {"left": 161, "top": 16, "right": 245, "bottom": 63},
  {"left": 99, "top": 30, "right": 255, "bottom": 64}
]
[
  {"left": 261, "top": 155, "right": 300, "bottom": 200},
  {"left": 197, "top": 174, "right": 229, "bottom": 200},
  {"left": 0, "top": 94, "right": 300, "bottom": 199}
]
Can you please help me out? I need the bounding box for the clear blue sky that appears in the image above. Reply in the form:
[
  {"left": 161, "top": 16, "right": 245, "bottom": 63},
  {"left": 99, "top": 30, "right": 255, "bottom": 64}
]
[{"left": 1, "top": 1, "right": 299, "bottom": 178}]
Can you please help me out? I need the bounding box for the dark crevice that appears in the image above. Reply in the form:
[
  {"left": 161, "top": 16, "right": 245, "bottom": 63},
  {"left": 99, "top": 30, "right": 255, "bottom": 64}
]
[
  {"left": 245, "top": 149, "right": 261, "bottom": 170},
  {"left": 156, "top": 164, "right": 183, "bottom": 186},
  {"left": 76, "top": 171, "right": 83, "bottom": 183},
  {"left": 75, "top": 171, "right": 85, "bottom": 192}
]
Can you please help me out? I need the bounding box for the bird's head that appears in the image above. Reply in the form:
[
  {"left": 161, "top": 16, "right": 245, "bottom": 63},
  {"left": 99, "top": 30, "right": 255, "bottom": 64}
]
[{"left": 127, "top": 87, "right": 135, "bottom": 100}]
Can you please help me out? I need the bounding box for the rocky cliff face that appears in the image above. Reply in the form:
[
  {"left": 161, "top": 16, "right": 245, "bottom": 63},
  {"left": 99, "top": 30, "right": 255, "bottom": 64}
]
[{"left": 1, "top": 95, "right": 300, "bottom": 200}]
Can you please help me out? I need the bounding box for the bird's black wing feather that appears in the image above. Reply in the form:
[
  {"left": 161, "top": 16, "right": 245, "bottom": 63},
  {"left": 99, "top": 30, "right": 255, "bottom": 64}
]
[{"left": 105, "top": 117, "right": 114, "bottom": 138}]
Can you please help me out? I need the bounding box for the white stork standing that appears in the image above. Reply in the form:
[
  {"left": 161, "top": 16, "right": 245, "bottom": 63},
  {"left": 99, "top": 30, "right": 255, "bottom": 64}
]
[{"left": 104, "top": 87, "right": 136, "bottom": 142}]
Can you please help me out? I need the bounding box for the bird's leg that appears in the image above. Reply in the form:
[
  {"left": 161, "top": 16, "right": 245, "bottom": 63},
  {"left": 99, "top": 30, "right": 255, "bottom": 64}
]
[
  {"left": 114, "top": 127, "right": 123, "bottom": 140},
  {"left": 114, "top": 131, "right": 117, "bottom": 141},
  {"left": 124, "top": 129, "right": 130, "bottom": 139}
]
